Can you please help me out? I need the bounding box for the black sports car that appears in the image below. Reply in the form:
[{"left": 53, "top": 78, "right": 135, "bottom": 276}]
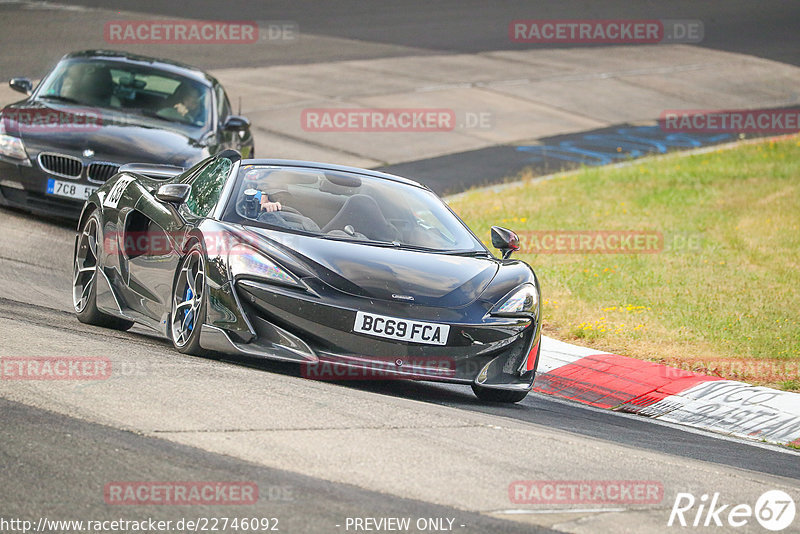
[
  {"left": 0, "top": 50, "right": 253, "bottom": 218},
  {"left": 72, "top": 150, "right": 541, "bottom": 402}
]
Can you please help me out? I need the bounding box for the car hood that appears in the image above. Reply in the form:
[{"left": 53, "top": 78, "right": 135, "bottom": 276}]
[
  {"left": 246, "top": 228, "right": 499, "bottom": 308},
  {"left": 2, "top": 101, "right": 207, "bottom": 166}
]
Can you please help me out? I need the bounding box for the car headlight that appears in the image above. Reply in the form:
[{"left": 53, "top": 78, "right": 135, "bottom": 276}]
[
  {"left": 0, "top": 134, "right": 28, "bottom": 160},
  {"left": 228, "top": 244, "right": 302, "bottom": 287},
  {"left": 490, "top": 283, "right": 539, "bottom": 317}
]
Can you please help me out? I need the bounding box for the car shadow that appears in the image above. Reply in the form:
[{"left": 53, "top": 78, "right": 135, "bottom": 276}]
[
  {"left": 1, "top": 205, "right": 77, "bottom": 230},
  {"left": 214, "top": 351, "right": 533, "bottom": 410}
]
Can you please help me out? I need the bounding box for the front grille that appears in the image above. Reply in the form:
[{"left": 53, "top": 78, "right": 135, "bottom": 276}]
[
  {"left": 38, "top": 153, "right": 83, "bottom": 178},
  {"left": 87, "top": 163, "right": 120, "bottom": 183}
]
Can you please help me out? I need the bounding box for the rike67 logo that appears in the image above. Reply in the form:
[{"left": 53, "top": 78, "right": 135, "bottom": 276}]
[{"left": 668, "top": 490, "right": 796, "bottom": 531}]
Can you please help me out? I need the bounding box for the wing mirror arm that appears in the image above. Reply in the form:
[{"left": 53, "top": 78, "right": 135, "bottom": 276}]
[
  {"left": 155, "top": 183, "right": 191, "bottom": 205},
  {"left": 491, "top": 226, "right": 520, "bottom": 259},
  {"left": 222, "top": 115, "right": 251, "bottom": 132},
  {"left": 155, "top": 183, "right": 191, "bottom": 223}
]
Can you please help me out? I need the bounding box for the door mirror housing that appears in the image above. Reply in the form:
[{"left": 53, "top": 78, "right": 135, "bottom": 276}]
[
  {"left": 155, "top": 183, "right": 191, "bottom": 205},
  {"left": 222, "top": 115, "right": 250, "bottom": 132},
  {"left": 491, "top": 226, "right": 520, "bottom": 259},
  {"left": 9, "top": 77, "right": 33, "bottom": 95}
]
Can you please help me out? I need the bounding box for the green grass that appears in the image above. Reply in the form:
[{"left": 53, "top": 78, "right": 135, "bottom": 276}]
[{"left": 448, "top": 137, "right": 800, "bottom": 390}]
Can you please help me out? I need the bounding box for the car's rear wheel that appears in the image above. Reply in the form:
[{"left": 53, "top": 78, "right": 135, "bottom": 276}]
[
  {"left": 170, "top": 244, "right": 209, "bottom": 356},
  {"left": 73, "top": 211, "right": 134, "bottom": 330},
  {"left": 471, "top": 384, "right": 530, "bottom": 403}
]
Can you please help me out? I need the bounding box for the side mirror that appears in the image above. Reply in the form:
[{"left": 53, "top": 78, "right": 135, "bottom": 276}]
[
  {"left": 155, "top": 183, "right": 191, "bottom": 205},
  {"left": 491, "top": 226, "right": 520, "bottom": 259},
  {"left": 222, "top": 115, "right": 250, "bottom": 132},
  {"left": 9, "top": 77, "right": 32, "bottom": 95}
]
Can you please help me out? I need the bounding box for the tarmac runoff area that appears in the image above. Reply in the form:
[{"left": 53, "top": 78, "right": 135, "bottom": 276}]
[
  {"left": 7, "top": 43, "right": 796, "bottom": 170},
  {"left": 3, "top": 43, "right": 800, "bottom": 191},
  {"left": 206, "top": 44, "right": 800, "bottom": 171}
]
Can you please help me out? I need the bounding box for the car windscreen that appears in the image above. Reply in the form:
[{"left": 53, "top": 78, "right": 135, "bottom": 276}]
[
  {"left": 220, "top": 164, "right": 486, "bottom": 253},
  {"left": 36, "top": 58, "right": 211, "bottom": 130}
]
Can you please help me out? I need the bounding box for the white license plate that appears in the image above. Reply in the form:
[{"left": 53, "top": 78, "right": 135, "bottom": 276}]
[
  {"left": 46, "top": 179, "right": 97, "bottom": 200},
  {"left": 354, "top": 311, "right": 450, "bottom": 346}
]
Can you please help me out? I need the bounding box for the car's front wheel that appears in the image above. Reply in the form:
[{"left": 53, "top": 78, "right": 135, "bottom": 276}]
[
  {"left": 73, "top": 210, "right": 134, "bottom": 331},
  {"left": 471, "top": 384, "right": 530, "bottom": 403},
  {"left": 170, "top": 243, "right": 209, "bottom": 356}
]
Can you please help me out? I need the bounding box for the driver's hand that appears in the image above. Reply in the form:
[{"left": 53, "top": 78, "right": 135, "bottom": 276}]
[
  {"left": 174, "top": 102, "right": 189, "bottom": 117},
  {"left": 260, "top": 198, "right": 282, "bottom": 212}
]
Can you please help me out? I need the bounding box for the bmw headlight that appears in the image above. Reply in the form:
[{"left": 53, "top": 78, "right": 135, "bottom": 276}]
[
  {"left": 490, "top": 283, "right": 539, "bottom": 317},
  {"left": 228, "top": 244, "right": 302, "bottom": 288},
  {"left": 0, "top": 134, "right": 28, "bottom": 160}
]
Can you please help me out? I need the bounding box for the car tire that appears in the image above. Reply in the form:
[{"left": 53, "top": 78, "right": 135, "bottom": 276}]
[
  {"left": 73, "top": 210, "right": 134, "bottom": 331},
  {"left": 471, "top": 384, "right": 530, "bottom": 403},
  {"left": 169, "top": 242, "right": 211, "bottom": 357}
]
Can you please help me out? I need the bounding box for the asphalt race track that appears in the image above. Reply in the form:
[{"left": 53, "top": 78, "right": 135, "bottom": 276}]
[
  {"left": 1, "top": 206, "right": 798, "bottom": 529},
  {"left": 1, "top": 2, "right": 800, "bottom": 533},
  {"left": 1, "top": 398, "right": 551, "bottom": 534},
  {"left": 26, "top": 0, "right": 800, "bottom": 68},
  {"left": 3, "top": 1, "right": 799, "bottom": 80}
]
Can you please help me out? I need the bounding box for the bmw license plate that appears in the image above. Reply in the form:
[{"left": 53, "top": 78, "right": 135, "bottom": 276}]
[
  {"left": 46, "top": 179, "right": 97, "bottom": 200},
  {"left": 354, "top": 311, "right": 450, "bottom": 345}
]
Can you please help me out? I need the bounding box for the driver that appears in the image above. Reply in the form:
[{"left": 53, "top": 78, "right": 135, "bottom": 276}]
[
  {"left": 260, "top": 195, "right": 284, "bottom": 213},
  {"left": 242, "top": 170, "right": 320, "bottom": 232},
  {"left": 241, "top": 169, "right": 293, "bottom": 214},
  {"left": 60, "top": 62, "right": 119, "bottom": 107},
  {"left": 60, "top": 63, "right": 89, "bottom": 100},
  {"left": 165, "top": 82, "right": 206, "bottom": 125}
]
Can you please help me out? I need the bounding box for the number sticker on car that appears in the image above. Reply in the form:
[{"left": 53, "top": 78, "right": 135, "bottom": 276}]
[
  {"left": 354, "top": 311, "right": 450, "bottom": 345},
  {"left": 104, "top": 176, "right": 135, "bottom": 208},
  {"left": 46, "top": 179, "right": 97, "bottom": 200}
]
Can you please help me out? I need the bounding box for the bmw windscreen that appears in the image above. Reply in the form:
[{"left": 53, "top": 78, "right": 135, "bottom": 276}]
[{"left": 35, "top": 58, "right": 212, "bottom": 132}]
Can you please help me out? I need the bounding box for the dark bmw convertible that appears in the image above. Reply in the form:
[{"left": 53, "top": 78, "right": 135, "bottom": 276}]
[
  {"left": 73, "top": 150, "right": 541, "bottom": 402},
  {"left": 0, "top": 50, "right": 253, "bottom": 218}
]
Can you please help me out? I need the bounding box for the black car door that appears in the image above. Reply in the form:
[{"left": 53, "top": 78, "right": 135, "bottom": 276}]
[
  {"left": 100, "top": 173, "right": 148, "bottom": 302},
  {"left": 122, "top": 181, "right": 189, "bottom": 331},
  {"left": 121, "top": 156, "right": 234, "bottom": 333}
]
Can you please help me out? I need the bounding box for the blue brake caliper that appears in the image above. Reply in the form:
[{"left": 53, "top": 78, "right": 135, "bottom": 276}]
[{"left": 184, "top": 286, "right": 194, "bottom": 331}]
